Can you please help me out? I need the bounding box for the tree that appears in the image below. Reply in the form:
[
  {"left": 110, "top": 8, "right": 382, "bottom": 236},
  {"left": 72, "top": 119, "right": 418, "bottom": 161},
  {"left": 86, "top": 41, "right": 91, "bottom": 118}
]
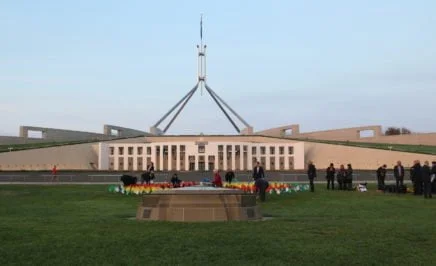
[{"left": 385, "top": 127, "right": 412, "bottom": 135}]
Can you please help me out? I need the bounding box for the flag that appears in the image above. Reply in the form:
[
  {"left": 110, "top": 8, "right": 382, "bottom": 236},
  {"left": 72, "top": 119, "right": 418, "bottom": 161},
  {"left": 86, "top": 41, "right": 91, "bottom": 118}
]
[{"left": 200, "top": 15, "right": 203, "bottom": 40}]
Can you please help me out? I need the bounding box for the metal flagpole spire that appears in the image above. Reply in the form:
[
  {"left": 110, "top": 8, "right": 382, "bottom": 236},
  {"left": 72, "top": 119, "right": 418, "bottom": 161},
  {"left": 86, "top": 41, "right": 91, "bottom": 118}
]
[{"left": 150, "top": 15, "right": 253, "bottom": 135}]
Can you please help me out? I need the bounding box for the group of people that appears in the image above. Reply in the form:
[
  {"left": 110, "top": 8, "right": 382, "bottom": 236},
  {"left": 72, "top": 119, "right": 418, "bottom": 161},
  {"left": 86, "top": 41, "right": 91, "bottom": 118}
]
[
  {"left": 305, "top": 162, "right": 354, "bottom": 193},
  {"left": 375, "top": 160, "right": 436, "bottom": 198}
]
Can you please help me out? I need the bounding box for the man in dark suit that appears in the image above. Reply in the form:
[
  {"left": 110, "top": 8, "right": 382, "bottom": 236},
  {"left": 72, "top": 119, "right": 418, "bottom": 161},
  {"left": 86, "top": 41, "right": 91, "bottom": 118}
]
[
  {"left": 422, "top": 161, "right": 432, "bottom": 199},
  {"left": 376, "top": 164, "right": 387, "bottom": 191},
  {"left": 252, "top": 161, "right": 265, "bottom": 180},
  {"left": 326, "top": 163, "right": 336, "bottom": 190},
  {"left": 432, "top": 161, "right": 436, "bottom": 193},
  {"left": 307, "top": 161, "right": 317, "bottom": 192},
  {"left": 411, "top": 160, "right": 422, "bottom": 195},
  {"left": 393, "top": 161, "right": 405, "bottom": 193}
]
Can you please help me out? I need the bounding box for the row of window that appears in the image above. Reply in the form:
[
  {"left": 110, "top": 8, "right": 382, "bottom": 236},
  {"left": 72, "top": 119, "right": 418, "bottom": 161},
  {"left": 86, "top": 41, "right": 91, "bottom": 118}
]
[{"left": 109, "top": 145, "right": 294, "bottom": 156}]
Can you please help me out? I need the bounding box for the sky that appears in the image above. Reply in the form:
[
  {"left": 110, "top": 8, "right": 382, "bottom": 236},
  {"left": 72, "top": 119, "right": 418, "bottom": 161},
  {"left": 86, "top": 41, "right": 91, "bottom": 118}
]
[{"left": 1, "top": 0, "right": 435, "bottom": 136}]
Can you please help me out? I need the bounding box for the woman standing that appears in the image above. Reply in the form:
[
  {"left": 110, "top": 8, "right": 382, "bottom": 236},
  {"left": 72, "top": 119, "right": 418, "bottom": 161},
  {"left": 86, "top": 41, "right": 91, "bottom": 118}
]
[{"left": 346, "top": 164, "right": 353, "bottom": 190}]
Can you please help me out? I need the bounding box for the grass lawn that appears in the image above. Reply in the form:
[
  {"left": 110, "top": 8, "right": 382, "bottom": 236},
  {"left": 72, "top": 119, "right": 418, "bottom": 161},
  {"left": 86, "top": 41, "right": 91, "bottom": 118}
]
[{"left": 1, "top": 185, "right": 435, "bottom": 265}]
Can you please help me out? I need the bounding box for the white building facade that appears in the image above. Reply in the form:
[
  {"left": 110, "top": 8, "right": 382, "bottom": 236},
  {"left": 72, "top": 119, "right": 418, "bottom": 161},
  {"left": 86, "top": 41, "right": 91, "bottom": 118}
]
[{"left": 98, "top": 140, "right": 305, "bottom": 171}]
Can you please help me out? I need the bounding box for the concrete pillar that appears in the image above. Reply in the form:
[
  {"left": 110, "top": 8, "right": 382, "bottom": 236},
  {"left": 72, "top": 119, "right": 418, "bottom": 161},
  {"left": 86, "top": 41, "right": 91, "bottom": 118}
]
[
  {"left": 98, "top": 143, "right": 109, "bottom": 170},
  {"left": 151, "top": 145, "right": 157, "bottom": 170},
  {"left": 168, "top": 146, "right": 173, "bottom": 171},
  {"left": 176, "top": 146, "right": 180, "bottom": 171},
  {"left": 239, "top": 145, "right": 244, "bottom": 171},
  {"left": 159, "top": 145, "right": 164, "bottom": 171},
  {"left": 231, "top": 145, "right": 236, "bottom": 170},
  {"left": 223, "top": 145, "right": 228, "bottom": 170},
  {"left": 247, "top": 144, "right": 252, "bottom": 170},
  {"left": 275, "top": 146, "right": 280, "bottom": 171},
  {"left": 133, "top": 145, "right": 138, "bottom": 171},
  {"left": 266, "top": 145, "right": 271, "bottom": 171},
  {"left": 195, "top": 155, "right": 199, "bottom": 171},
  {"left": 205, "top": 154, "right": 209, "bottom": 171}
]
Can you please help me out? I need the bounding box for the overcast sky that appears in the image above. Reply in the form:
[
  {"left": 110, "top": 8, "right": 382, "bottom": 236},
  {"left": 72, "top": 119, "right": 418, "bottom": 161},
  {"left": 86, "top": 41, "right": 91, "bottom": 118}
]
[{"left": 1, "top": 0, "right": 435, "bottom": 136}]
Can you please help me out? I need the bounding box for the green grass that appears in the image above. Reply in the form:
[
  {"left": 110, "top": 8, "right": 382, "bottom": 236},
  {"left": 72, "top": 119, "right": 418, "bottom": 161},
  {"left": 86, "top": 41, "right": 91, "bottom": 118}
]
[
  {"left": 1, "top": 185, "right": 435, "bottom": 265},
  {"left": 297, "top": 138, "right": 436, "bottom": 155}
]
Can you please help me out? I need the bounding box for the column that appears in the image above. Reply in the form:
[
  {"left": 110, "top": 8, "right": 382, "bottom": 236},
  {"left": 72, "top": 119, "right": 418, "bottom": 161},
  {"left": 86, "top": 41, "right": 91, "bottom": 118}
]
[
  {"left": 215, "top": 144, "right": 219, "bottom": 170},
  {"left": 285, "top": 145, "right": 290, "bottom": 170},
  {"left": 123, "top": 145, "right": 128, "bottom": 171},
  {"left": 168, "top": 146, "right": 172, "bottom": 171},
  {"left": 132, "top": 145, "right": 138, "bottom": 171},
  {"left": 151, "top": 145, "right": 157, "bottom": 169},
  {"left": 223, "top": 144, "right": 228, "bottom": 170},
  {"left": 185, "top": 153, "right": 189, "bottom": 172},
  {"left": 265, "top": 145, "right": 271, "bottom": 171},
  {"left": 275, "top": 145, "right": 280, "bottom": 171},
  {"left": 231, "top": 145, "right": 236, "bottom": 171},
  {"left": 176, "top": 145, "right": 180, "bottom": 171},
  {"left": 247, "top": 144, "right": 252, "bottom": 170},
  {"left": 114, "top": 147, "right": 119, "bottom": 171},
  {"left": 159, "top": 145, "right": 164, "bottom": 171},
  {"left": 195, "top": 155, "right": 199, "bottom": 171},
  {"left": 239, "top": 145, "right": 244, "bottom": 171},
  {"left": 205, "top": 154, "right": 209, "bottom": 171}
]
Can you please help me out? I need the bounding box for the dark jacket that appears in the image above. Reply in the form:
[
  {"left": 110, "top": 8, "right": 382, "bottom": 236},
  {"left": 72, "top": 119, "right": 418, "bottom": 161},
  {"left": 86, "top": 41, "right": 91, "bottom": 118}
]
[
  {"left": 376, "top": 167, "right": 386, "bottom": 178},
  {"left": 252, "top": 166, "right": 265, "bottom": 179},
  {"left": 307, "top": 164, "right": 317, "bottom": 179},
  {"left": 337, "top": 169, "right": 346, "bottom": 181},
  {"left": 346, "top": 167, "right": 353, "bottom": 180},
  {"left": 393, "top": 165, "right": 405, "bottom": 179},
  {"left": 326, "top": 167, "right": 335, "bottom": 179},
  {"left": 422, "top": 165, "right": 431, "bottom": 183},
  {"left": 225, "top": 171, "right": 235, "bottom": 182},
  {"left": 411, "top": 163, "right": 422, "bottom": 182}
]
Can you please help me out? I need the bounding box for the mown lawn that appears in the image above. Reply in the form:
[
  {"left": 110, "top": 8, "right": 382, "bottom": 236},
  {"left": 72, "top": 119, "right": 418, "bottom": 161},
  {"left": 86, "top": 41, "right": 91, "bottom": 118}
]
[
  {"left": 0, "top": 185, "right": 435, "bottom": 265},
  {"left": 301, "top": 139, "right": 436, "bottom": 155}
]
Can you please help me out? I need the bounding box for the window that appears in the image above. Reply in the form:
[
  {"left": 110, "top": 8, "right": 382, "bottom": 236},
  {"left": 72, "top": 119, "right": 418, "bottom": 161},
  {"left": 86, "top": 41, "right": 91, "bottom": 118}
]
[
  {"left": 260, "top": 146, "right": 266, "bottom": 155},
  {"left": 288, "top": 146, "right": 294, "bottom": 155},
  {"left": 118, "top": 147, "right": 124, "bottom": 155},
  {"left": 252, "top": 147, "right": 257, "bottom": 154},
  {"left": 279, "top": 146, "right": 284, "bottom": 155},
  {"left": 198, "top": 145, "right": 205, "bottom": 153},
  {"left": 243, "top": 145, "right": 248, "bottom": 152},
  {"left": 110, "top": 147, "right": 114, "bottom": 155},
  {"left": 137, "top": 147, "right": 143, "bottom": 155},
  {"left": 269, "top": 146, "right": 275, "bottom": 155},
  {"left": 218, "top": 145, "right": 223, "bottom": 152},
  {"left": 180, "top": 145, "right": 185, "bottom": 152},
  {"left": 163, "top": 146, "right": 168, "bottom": 156},
  {"left": 147, "top": 147, "right": 151, "bottom": 155},
  {"left": 128, "top": 147, "right": 134, "bottom": 155}
]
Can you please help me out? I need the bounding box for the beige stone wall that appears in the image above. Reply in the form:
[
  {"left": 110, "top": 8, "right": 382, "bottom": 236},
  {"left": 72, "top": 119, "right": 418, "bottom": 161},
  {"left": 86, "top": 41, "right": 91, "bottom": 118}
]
[
  {"left": 1, "top": 135, "right": 435, "bottom": 171},
  {"left": 0, "top": 143, "right": 99, "bottom": 171},
  {"left": 306, "top": 142, "right": 436, "bottom": 170}
]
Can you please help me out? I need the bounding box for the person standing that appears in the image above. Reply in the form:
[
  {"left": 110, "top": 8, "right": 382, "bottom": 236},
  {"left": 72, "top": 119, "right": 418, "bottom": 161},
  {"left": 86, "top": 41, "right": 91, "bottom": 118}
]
[
  {"left": 326, "top": 163, "right": 336, "bottom": 190},
  {"left": 393, "top": 161, "right": 405, "bottom": 193},
  {"left": 346, "top": 164, "right": 353, "bottom": 190},
  {"left": 212, "top": 169, "right": 223, "bottom": 187},
  {"left": 252, "top": 161, "right": 265, "bottom": 181},
  {"left": 411, "top": 160, "right": 422, "bottom": 195},
  {"left": 337, "top": 165, "right": 346, "bottom": 190},
  {"left": 225, "top": 169, "right": 235, "bottom": 184},
  {"left": 432, "top": 161, "right": 436, "bottom": 193},
  {"left": 307, "top": 161, "right": 317, "bottom": 192},
  {"left": 51, "top": 165, "right": 58, "bottom": 182},
  {"left": 376, "top": 164, "right": 387, "bottom": 191},
  {"left": 255, "top": 178, "right": 270, "bottom": 202},
  {"left": 422, "top": 161, "right": 432, "bottom": 199}
]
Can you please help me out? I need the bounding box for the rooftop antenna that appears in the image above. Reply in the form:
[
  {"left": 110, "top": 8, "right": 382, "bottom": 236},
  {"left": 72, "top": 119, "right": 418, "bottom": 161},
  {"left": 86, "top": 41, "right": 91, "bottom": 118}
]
[{"left": 150, "top": 15, "right": 253, "bottom": 135}]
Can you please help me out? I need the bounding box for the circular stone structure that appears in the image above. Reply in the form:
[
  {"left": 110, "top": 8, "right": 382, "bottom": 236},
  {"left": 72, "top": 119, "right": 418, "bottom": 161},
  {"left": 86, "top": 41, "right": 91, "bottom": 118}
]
[{"left": 136, "top": 186, "right": 262, "bottom": 222}]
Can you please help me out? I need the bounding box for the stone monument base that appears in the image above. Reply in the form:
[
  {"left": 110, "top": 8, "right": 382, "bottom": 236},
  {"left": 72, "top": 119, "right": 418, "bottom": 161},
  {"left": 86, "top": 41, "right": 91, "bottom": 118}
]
[{"left": 136, "top": 186, "right": 262, "bottom": 222}]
